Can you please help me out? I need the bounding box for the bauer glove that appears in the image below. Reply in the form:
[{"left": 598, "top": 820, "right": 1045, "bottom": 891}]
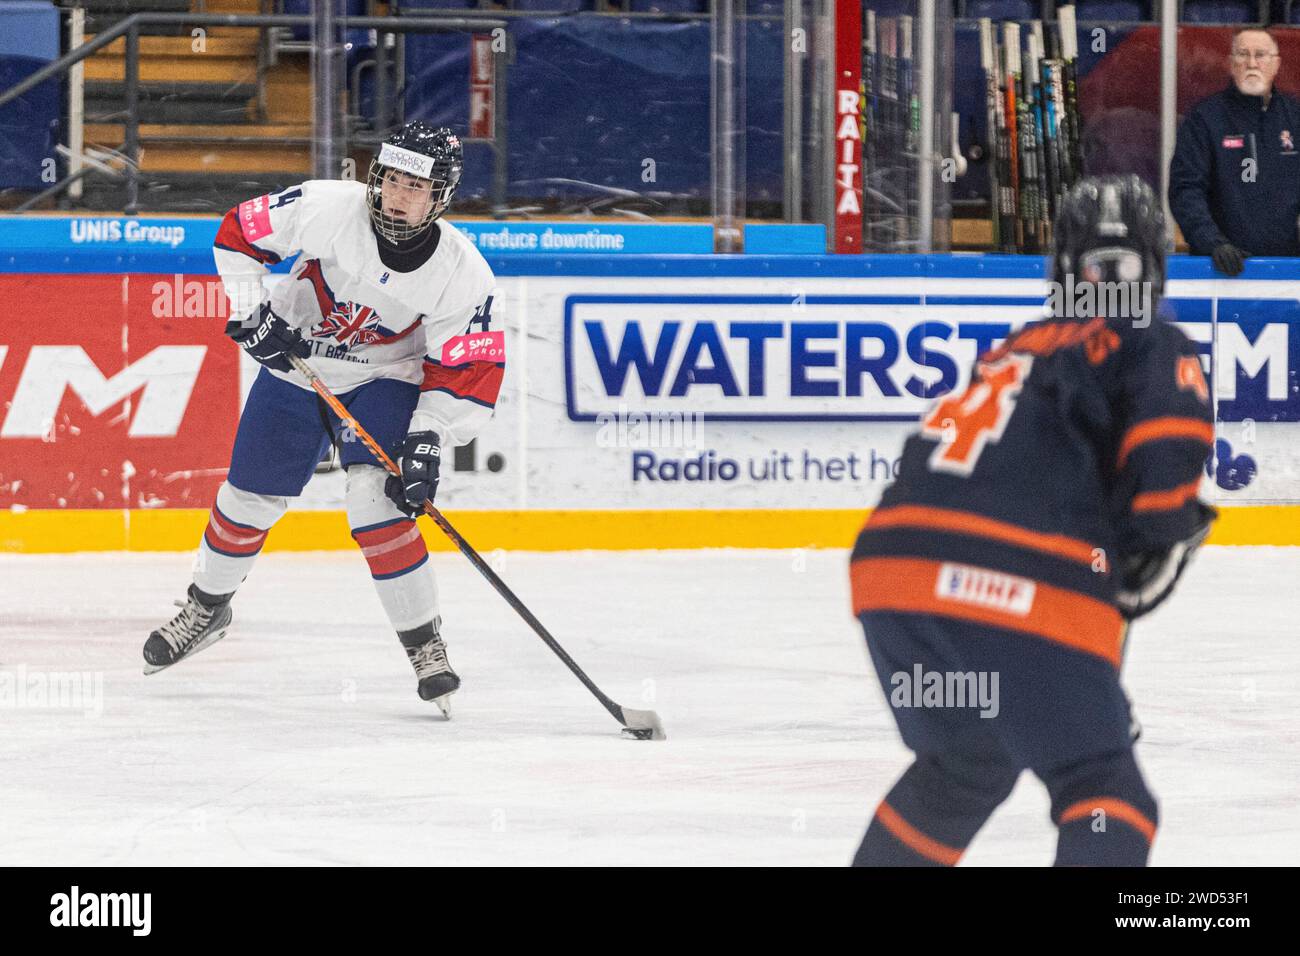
[
  {"left": 226, "top": 304, "right": 310, "bottom": 373},
  {"left": 386, "top": 431, "right": 441, "bottom": 517}
]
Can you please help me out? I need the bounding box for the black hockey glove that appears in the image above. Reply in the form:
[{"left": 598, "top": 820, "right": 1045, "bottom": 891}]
[
  {"left": 226, "top": 304, "right": 310, "bottom": 373},
  {"left": 385, "top": 431, "right": 441, "bottom": 518},
  {"left": 1116, "top": 501, "right": 1217, "bottom": 621},
  {"left": 1210, "top": 242, "right": 1249, "bottom": 277}
]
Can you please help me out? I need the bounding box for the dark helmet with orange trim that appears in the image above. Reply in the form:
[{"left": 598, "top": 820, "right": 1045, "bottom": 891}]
[{"left": 1050, "top": 175, "right": 1168, "bottom": 312}]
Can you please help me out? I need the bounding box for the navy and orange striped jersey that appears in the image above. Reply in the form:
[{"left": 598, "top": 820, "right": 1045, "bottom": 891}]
[{"left": 850, "top": 314, "right": 1215, "bottom": 667}]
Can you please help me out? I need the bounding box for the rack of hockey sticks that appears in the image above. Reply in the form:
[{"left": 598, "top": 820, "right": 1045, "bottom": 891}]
[
  {"left": 978, "top": 7, "right": 1083, "bottom": 253},
  {"left": 862, "top": 10, "right": 921, "bottom": 251}
]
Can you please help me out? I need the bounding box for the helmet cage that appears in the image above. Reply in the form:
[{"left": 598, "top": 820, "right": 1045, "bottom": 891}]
[{"left": 366, "top": 155, "right": 460, "bottom": 243}]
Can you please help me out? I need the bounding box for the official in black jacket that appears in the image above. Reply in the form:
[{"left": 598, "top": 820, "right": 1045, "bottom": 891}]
[{"left": 1168, "top": 27, "right": 1300, "bottom": 275}]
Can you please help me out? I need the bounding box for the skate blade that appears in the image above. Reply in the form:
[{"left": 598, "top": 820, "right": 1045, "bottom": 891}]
[
  {"left": 142, "top": 627, "right": 229, "bottom": 676},
  {"left": 433, "top": 693, "right": 453, "bottom": 719}
]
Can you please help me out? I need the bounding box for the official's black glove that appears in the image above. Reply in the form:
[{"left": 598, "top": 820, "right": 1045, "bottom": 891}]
[
  {"left": 385, "top": 431, "right": 441, "bottom": 518},
  {"left": 226, "top": 304, "right": 310, "bottom": 373},
  {"left": 1210, "top": 242, "right": 1249, "bottom": 277},
  {"left": 1116, "top": 501, "right": 1217, "bottom": 621}
]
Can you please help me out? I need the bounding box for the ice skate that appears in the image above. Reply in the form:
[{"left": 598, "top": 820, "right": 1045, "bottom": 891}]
[
  {"left": 399, "top": 622, "right": 460, "bottom": 717},
  {"left": 143, "top": 585, "right": 233, "bottom": 675}
]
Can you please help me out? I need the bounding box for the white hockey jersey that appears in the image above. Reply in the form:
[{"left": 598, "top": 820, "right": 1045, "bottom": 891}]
[{"left": 213, "top": 179, "right": 504, "bottom": 447}]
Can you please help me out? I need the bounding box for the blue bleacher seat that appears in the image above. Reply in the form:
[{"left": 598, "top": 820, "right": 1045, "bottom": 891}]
[
  {"left": 629, "top": 0, "right": 707, "bottom": 13},
  {"left": 964, "top": 0, "right": 1038, "bottom": 20},
  {"left": 283, "top": 0, "right": 367, "bottom": 41},
  {"left": 508, "top": 0, "right": 593, "bottom": 12},
  {"left": 0, "top": 0, "right": 60, "bottom": 192},
  {"left": 0, "top": 1, "right": 59, "bottom": 61},
  {"left": 747, "top": 0, "right": 785, "bottom": 15},
  {"left": 863, "top": 0, "right": 920, "bottom": 15},
  {"left": 1075, "top": 0, "right": 1149, "bottom": 19},
  {"left": 398, "top": 0, "right": 480, "bottom": 9},
  {"left": 1180, "top": 0, "right": 1254, "bottom": 21}
]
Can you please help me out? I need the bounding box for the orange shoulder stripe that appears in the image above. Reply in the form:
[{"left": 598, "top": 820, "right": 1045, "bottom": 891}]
[
  {"left": 1131, "top": 479, "right": 1202, "bottom": 513},
  {"left": 1117, "top": 417, "right": 1215, "bottom": 469}
]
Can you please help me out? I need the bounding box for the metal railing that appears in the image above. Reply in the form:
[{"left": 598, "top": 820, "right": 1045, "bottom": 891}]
[{"left": 0, "top": 10, "right": 510, "bottom": 214}]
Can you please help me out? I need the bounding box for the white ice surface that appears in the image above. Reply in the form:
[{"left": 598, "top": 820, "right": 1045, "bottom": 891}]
[{"left": 0, "top": 546, "right": 1296, "bottom": 866}]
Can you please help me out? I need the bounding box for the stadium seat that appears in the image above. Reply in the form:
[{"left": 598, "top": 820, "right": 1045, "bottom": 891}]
[
  {"left": 863, "top": 0, "right": 922, "bottom": 15},
  {"left": 282, "top": 0, "right": 367, "bottom": 41},
  {"left": 1180, "top": 0, "right": 1255, "bottom": 21},
  {"left": 629, "top": 0, "right": 708, "bottom": 12},
  {"left": 964, "top": 0, "right": 1038, "bottom": 20},
  {"left": 397, "top": 0, "right": 480, "bottom": 9},
  {"left": 1075, "top": 0, "right": 1149, "bottom": 19},
  {"left": 507, "top": 0, "right": 594, "bottom": 12},
  {"left": 747, "top": 0, "right": 785, "bottom": 15}
]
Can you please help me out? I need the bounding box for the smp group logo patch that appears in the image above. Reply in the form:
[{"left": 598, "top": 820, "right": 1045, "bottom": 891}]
[{"left": 563, "top": 294, "right": 1043, "bottom": 422}]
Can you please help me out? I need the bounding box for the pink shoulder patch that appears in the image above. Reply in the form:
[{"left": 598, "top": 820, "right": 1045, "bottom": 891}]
[
  {"left": 238, "top": 194, "right": 274, "bottom": 241},
  {"left": 441, "top": 330, "right": 505, "bottom": 366}
]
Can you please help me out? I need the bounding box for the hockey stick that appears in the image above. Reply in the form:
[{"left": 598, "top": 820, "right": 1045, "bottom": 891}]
[
  {"left": 979, "top": 18, "right": 1002, "bottom": 250},
  {"left": 1027, "top": 27, "right": 1051, "bottom": 247},
  {"left": 1002, "top": 21, "right": 1021, "bottom": 251},
  {"left": 287, "top": 353, "right": 666, "bottom": 741},
  {"left": 1058, "top": 4, "right": 1082, "bottom": 184}
]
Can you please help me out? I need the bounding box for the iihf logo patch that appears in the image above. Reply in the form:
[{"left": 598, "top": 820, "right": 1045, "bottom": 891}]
[
  {"left": 379, "top": 272, "right": 390, "bottom": 285},
  {"left": 1282, "top": 130, "right": 1295, "bottom": 152}
]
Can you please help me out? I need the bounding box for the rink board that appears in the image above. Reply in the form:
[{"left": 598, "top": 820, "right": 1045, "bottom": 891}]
[
  {"left": 0, "top": 504, "right": 1297, "bottom": 553},
  {"left": 1, "top": 229, "right": 1299, "bottom": 551}
]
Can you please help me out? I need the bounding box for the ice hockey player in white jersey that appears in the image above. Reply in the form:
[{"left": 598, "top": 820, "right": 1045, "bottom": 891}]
[{"left": 143, "top": 122, "right": 505, "bottom": 715}]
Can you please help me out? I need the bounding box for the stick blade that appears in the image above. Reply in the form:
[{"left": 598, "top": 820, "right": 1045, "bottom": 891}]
[{"left": 619, "top": 707, "right": 666, "bottom": 741}]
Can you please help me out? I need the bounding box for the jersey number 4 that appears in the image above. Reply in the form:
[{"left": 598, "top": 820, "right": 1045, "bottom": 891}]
[{"left": 921, "top": 353, "right": 1033, "bottom": 475}]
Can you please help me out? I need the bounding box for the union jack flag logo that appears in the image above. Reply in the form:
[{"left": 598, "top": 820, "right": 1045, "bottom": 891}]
[{"left": 313, "top": 303, "right": 385, "bottom": 348}]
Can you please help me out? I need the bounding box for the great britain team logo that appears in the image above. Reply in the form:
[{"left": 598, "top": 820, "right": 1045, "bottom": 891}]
[
  {"left": 313, "top": 303, "right": 387, "bottom": 348},
  {"left": 298, "top": 258, "right": 413, "bottom": 348}
]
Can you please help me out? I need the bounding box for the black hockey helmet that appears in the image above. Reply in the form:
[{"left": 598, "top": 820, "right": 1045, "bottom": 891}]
[
  {"left": 1050, "top": 175, "right": 1167, "bottom": 309},
  {"left": 367, "top": 121, "right": 464, "bottom": 243}
]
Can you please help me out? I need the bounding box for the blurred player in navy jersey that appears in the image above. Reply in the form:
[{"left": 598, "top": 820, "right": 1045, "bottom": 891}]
[
  {"left": 142, "top": 122, "right": 505, "bottom": 715},
  {"left": 850, "top": 176, "right": 1216, "bottom": 866}
]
